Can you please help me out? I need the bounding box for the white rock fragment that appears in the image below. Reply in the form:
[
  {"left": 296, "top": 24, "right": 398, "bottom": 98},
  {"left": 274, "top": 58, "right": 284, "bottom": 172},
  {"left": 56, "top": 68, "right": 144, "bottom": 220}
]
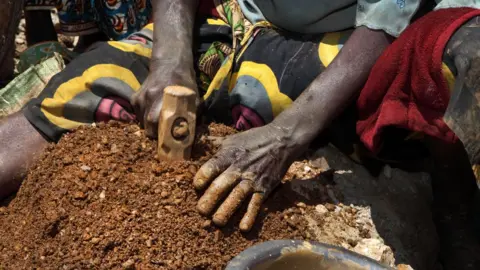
[
  {"left": 80, "top": 165, "right": 91, "bottom": 172},
  {"left": 335, "top": 170, "right": 352, "bottom": 174},
  {"left": 353, "top": 238, "right": 395, "bottom": 266},
  {"left": 315, "top": 204, "right": 328, "bottom": 214},
  {"left": 296, "top": 202, "right": 307, "bottom": 208}
]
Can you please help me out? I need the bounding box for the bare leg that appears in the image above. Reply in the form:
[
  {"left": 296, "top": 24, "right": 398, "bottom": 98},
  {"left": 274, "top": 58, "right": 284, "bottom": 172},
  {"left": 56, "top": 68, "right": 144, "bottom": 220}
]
[
  {"left": 426, "top": 137, "right": 480, "bottom": 269},
  {"left": 0, "top": 112, "right": 48, "bottom": 200}
]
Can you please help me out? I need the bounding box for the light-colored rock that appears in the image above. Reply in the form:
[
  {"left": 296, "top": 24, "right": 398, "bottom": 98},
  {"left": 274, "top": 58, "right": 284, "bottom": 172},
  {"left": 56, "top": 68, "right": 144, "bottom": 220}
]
[
  {"left": 315, "top": 204, "right": 328, "bottom": 215},
  {"left": 353, "top": 238, "right": 395, "bottom": 266}
]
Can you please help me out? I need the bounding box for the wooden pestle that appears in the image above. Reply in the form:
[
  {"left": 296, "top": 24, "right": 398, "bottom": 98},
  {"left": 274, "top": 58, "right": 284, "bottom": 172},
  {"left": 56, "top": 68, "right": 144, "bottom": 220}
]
[{"left": 157, "top": 86, "right": 197, "bottom": 161}]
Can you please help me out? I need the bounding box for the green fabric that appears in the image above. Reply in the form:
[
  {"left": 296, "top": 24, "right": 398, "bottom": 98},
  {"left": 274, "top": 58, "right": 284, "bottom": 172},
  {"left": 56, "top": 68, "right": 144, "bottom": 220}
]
[
  {"left": 18, "top": 41, "right": 76, "bottom": 74},
  {"left": 0, "top": 54, "right": 64, "bottom": 117}
]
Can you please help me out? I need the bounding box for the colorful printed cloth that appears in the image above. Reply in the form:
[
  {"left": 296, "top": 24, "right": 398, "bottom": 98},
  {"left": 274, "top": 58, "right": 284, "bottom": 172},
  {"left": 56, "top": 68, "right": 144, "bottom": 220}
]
[
  {"left": 22, "top": 1, "right": 353, "bottom": 142},
  {"left": 25, "top": 0, "right": 152, "bottom": 40}
]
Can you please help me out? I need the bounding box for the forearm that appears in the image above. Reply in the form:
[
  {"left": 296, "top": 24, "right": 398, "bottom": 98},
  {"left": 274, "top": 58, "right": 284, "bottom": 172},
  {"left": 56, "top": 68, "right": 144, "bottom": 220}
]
[
  {"left": 271, "top": 27, "right": 392, "bottom": 150},
  {"left": 150, "top": 0, "right": 199, "bottom": 85}
]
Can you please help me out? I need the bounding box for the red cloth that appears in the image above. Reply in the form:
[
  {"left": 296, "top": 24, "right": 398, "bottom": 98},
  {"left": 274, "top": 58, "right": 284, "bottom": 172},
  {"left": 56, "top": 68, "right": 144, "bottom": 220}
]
[
  {"left": 198, "top": 0, "right": 219, "bottom": 17},
  {"left": 356, "top": 8, "right": 480, "bottom": 153}
]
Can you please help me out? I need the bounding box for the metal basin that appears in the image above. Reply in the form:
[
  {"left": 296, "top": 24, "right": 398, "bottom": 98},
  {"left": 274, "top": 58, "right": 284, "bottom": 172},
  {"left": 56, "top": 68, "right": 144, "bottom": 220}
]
[{"left": 226, "top": 240, "right": 394, "bottom": 270}]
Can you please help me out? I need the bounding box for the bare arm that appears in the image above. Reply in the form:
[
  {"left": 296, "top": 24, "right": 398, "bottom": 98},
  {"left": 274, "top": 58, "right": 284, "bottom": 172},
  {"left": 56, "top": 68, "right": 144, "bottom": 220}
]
[
  {"left": 132, "top": 0, "right": 199, "bottom": 137},
  {"left": 194, "top": 26, "right": 393, "bottom": 231},
  {"left": 150, "top": 0, "right": 199, "bottom": 87},
  {"left": 272, "top": 27, "right": 392, "bottom": 151}
]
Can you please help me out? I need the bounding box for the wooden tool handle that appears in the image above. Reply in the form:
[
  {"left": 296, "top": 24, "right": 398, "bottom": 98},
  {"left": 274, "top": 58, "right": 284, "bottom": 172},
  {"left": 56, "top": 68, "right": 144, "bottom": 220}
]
[{"left": 157, "top": 86, "right": 197, "bottom": 161}]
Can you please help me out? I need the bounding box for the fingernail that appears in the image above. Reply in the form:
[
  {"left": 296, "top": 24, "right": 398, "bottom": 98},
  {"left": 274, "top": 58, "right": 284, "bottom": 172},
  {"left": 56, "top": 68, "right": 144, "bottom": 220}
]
[
  {"left": 212, "top": 214, "right": 227, "bottom": 227},
  {"left": 193, "top": 166, "right": 214, "bottom": 190},
  {"left": 239, "top": 222, "right": 252, "bottom": 232},
  {"left": 196, "top": 201, "right": 212, "bottom": 216},
  {"left": 193, "top": 175, "right": 206, "bottom": 190}
]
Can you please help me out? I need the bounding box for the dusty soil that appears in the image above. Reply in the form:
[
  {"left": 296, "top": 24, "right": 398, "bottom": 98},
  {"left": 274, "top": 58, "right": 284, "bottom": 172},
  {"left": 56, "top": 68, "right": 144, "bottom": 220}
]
[{"left": 0, "top": 122, "right": 390, "bottom": 269}]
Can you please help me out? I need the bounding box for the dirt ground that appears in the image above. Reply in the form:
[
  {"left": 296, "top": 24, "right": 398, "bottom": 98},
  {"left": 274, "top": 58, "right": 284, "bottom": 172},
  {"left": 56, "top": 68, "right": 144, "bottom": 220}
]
[
  {"left": 0, "top": 122, "right": 404, "bottom": 269},
  {"left": 5, "top": 9, "right": 479, "bottom": 270}
]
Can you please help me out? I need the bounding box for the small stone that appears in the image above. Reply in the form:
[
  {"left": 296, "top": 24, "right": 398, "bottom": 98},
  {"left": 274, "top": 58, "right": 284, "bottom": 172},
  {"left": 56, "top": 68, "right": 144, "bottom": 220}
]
[
  {"left": 122, "top": 259, "right": 135, "bottom": 269},
  {"left": 83, "top": 232, "right": 92, "bottom": 241},
  {"left": 0, "top": 207, "right": 6, "bottom": 214},
  {"left": 40, "top": 256, "right": 46, "bottom": 260},
  {"left": 164, "top": 206, "right": 175, "bottom": 213},
  {"left": 91, "top": 237, "right": 101, "bottom": 244},
  {"left": 315, "top": 204, "right": 328, "bottom": 214},
  {"left": 134, "top": 130, "right": 142, "bottom": 137},
  {"left": 101, "top": 136, "right": 108, "bottom": 144},
  {"left": 73, "top": 191, "right": 87, "bottom": 200},
  {"left": 352, "top": 238, "right": 395, "bottom": 266},
  {"left": 335, "top": 170, "right": 352, "bottom": 175},
  {"left": 325, "top": 203, "right": 336, "bottom": 212},
  {"left": 296, "top": 202, "right": 307, "bottom": 208},
  {"left": 99, "top": 190, "right": 106, "bottom": 200},
  {"left": 110, "top": 144, "right": 119, "bottom": 153},
  {"left": 146, "top": 239, "right": 152, "bottom": 248},
  {"left": 173, "top": 199, "right": 183, "bottom": 205},
  {"left": 160, "top": 191, "right": 170, "bottom": 198},
  {"left": 91, "top": 122, "right": 97, "bottom": 127},
  {"left": 175, "top": 175, "right": 185, "bottom": 182},
  {"left": 310, "top": 157, "right": 331, "bottom": 171},
  {"left": 15, "top": 38, "right": 25, "bottom": 44},
  {"left": 202, "top": 220, "right": 211, "bottom": 229},
  {"left": 80, "top": 165, "right": 91, "bottom": 172}
]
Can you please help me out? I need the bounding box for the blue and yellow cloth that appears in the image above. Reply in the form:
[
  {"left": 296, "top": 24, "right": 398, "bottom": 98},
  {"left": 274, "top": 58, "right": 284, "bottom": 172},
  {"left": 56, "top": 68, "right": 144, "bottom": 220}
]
[{"left": 25, "top": 0, "right": 152, "bottom": 41}]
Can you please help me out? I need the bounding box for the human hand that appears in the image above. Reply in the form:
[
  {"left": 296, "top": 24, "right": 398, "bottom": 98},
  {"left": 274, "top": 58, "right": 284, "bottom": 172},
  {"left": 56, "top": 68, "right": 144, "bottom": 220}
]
[
  {"left": 131, "top": 66, "right": 198, "bottom": 138},
  {"left": 194, "top": 124, "right": 304, "bottom": 231}
]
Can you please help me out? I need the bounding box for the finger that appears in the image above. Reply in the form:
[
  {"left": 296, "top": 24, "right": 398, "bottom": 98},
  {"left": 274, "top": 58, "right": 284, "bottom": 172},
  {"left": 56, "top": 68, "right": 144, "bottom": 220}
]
[
  {"left": 130, "top": 92, "right": 145, "bottom": 125},
  {"left": 212, "top": 180, "right": 253, "bottom": 227},
  {"left": 193, "top": 156, "right": 231, "bottom": 190},
  {"left": 196, "top": 169, "right": 241, "bottom": 216},
  {"left": 239, "top": 192, "right": 264, "bottom": 232},
  {"left": 145, "top": 98, "right": 163, "bottom": 138}
]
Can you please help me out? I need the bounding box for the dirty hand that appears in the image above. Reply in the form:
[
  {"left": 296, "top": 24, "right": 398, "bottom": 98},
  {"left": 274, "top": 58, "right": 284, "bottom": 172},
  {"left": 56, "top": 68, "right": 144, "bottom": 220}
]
[
  {"left": 194, "top": 124, "right": 304, "bottom": 231},
  {"left": 131, "top": 65, "right": 198, "bottom": 138}
]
